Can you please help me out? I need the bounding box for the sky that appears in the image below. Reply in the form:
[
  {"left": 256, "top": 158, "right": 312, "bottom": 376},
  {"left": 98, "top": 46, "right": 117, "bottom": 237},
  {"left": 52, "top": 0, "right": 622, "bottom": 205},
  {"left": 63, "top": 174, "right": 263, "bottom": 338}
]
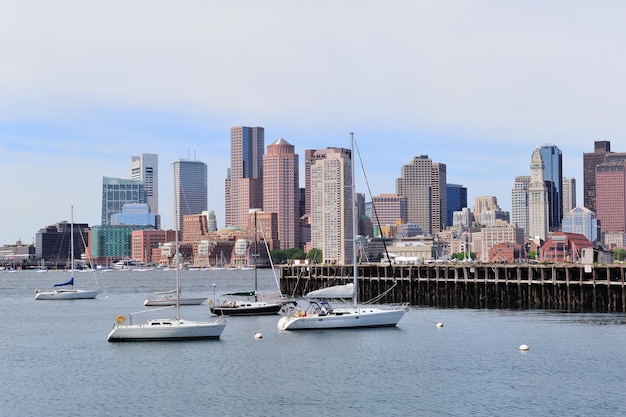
[{"left": 1, "top": 1, "right": 624, "bottom": 246}]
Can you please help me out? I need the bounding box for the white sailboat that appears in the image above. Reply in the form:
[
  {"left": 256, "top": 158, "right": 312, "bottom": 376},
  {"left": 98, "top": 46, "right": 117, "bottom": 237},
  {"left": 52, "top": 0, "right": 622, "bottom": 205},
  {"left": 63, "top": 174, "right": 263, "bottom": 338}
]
[
  {"left": 278, "top": 132, "right": 407, "bottom": 330},
  {"left": 143, "top": 289, "right": 207, "bottom": 306},
  {"left": 107, "top": 177, "right": 226, "bottom": 342},
  {"left": 34, "top": 206, "right": 100, "bottom": 300},
  {"left": 210, "top": 209, "right": 285, "bottom": 316}
]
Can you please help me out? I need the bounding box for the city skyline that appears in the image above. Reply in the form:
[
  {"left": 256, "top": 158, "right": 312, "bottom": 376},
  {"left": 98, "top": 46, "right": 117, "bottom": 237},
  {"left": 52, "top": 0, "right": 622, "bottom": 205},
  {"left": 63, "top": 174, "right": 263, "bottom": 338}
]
[{"left": 1, "top": 2, "right": 623, "bottom": 245}]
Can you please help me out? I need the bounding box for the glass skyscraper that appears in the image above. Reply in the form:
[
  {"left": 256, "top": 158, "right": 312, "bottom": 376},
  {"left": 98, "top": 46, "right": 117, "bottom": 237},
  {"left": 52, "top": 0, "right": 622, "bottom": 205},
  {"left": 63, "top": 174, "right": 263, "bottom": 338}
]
[
  {"left": 540, "top": 145, "right": 563, "bottom": 230},
  {"left": 174, "top": 159, "right": 207, "bottom": 232},
  {"left": 101, "top": 177, "right": 146, "bottom": 226}
]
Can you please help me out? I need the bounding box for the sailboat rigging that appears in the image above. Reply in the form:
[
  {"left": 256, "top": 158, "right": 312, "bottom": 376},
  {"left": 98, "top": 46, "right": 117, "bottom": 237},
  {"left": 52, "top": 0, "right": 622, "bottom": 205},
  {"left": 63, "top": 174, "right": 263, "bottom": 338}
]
[
  {"left": 278, "top": 132, "right": 407, "bottom": 330},
  {"left": 34, "top": 206, "right": 100, "bottom": 300},
  {"left": 210, "top": 209, "right": 285, "bottom": 316}
]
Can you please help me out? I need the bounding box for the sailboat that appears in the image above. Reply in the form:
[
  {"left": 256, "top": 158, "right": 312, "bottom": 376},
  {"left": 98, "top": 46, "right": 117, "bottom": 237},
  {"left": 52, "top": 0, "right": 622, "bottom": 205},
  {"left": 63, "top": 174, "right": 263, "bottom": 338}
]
[
  {"left": 278, "top": 132, "right": 407, "bottom": 330},
  {"left": 143, "top": 289, "right": 207, "bottom": 306},
  {"left": 34, "top": 206, "right": 100, "bottom": 300},
  {"left": 107, "top": 177, "right": 226, "bottom": 342},
  {"left": 210, "top": 209, "right": 285, "bottom": 316}
]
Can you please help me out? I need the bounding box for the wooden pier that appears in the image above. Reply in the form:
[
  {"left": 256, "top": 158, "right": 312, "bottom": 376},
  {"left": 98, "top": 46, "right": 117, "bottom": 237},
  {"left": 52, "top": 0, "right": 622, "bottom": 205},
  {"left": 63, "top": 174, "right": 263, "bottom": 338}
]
[{"left": 279, "top": 263, "right": 626, "bottom": 312}]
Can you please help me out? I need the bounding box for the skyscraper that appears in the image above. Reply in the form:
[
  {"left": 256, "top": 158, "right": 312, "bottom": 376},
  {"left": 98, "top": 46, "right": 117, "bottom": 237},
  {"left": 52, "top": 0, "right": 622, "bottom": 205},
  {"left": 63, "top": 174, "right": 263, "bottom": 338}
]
[
  {"left": 446, "top": 184, "right": 467, "bottom": 228},
  {"left": 225, "top": 126, "right": 264, "bottom": 229},
  {"left": 310, "top": 147, "right": 353, "bottom": 264},
  {"left": 396, "top": 155, "right": 434, "bottom": 234},
  {"left": 263, "top": 138, "right": 300, "bottom": 250},
  {"left": 528, "top": 147, "right": 549, "bottom": 241},
  {"left": 583, "top": 141, "right": 611, "bottom": 213},
  {"left": 596, "top": 160, "right": 626, "bottom": 237},
  {"left": 174, "top": 159, "right": 207, "bottom": 232},
  {"left": 562, "top": 177, "right": 576, "bottom": 216},
  {"left": 511, "top": 176, "right": 530, "bottom": 235},
  {"left": 539, "top": 145, "right": 563, "bottom": 230},
  {"left": 130, "top": 153, "right": 158, "bottom": 215},
  {"left": 101, "top": 177, "right": 146, "bottom": 226}
]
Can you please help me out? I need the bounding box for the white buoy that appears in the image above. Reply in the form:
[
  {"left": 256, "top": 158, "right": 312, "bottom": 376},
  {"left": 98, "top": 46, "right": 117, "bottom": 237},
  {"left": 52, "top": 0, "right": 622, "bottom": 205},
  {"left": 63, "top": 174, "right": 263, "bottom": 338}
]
[
  {"left": 254, "top": 332, "right": 263, "bottom": 339},
  {"left": 436, "top": 322, "right": 444, "bottom": 328},
  {"left": 105, "top": 295, "right": 110, "bottom": 300},
  {"left": 518, "top": 344, "right": 529, "bottom": 351}
]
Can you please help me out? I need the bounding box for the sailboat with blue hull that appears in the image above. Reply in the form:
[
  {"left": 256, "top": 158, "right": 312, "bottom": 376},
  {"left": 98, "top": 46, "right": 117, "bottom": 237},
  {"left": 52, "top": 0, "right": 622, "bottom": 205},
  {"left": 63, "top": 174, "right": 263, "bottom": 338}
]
[{"left": 35, "top": 206, "right": 99, "bottom": 300}]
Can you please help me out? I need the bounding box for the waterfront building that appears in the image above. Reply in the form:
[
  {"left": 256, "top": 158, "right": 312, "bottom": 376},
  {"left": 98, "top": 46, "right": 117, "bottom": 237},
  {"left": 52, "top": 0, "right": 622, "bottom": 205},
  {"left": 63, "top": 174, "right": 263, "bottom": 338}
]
[
  {"left": 539, "top": 232, "right": 593, "bottom": 263},
  {"left": 174, "top": 159, "right": 207, "bottom": 232},
  {"left": 226, "top": 126, "right": 264, "bottom": 230},
  {"left": 478, "top": 222, "right": 525, "bottom": 262},
  {"left": 88, "top": 224, "right": 153, "bottom": 265},
  {"left": 35, "top": 221, "right": 89, "bottom": 264},
  {"left": 511, "top": 176, "right": 530, "bottom": 235},
  {"left": 130, "top": 153, "right": 159, "bottom": 219},
  {"left": 111, "top": 203, "right": 157, "bottom": 228},
  {"left": 263, "top": 138, "right": 300, "bottom": 249},
  {"left": 540, "top": 145, "right": 563, "bottom": 230},
  {"left": 596, "top": 160, "right": 626, "bottom": 242},
  {"left": 562, "top": 177, "right": 576, "bottom": 217},
  {"left": 396, "top": 155, "right": 447, "bottom": 234},
  {"left": 528, "top": 147, "right": 549, "bottom": 241},
  {"left": 446, "top": 183, "right": 467, "bottom": 227},
  {"left": 310, "top": 147, "right": 353, "bottom": 264},
  {"left": 131, "top": 229, "right": 176, "bottom": 265},
  {"left": 562, "top": 206, "right": 600, "bottom": 243},
  {"left": 182, "top": 212, "right": 212, "bottom": 262},
  {"left": 101, "top": 177, "right": 146, "bottom": 226}
]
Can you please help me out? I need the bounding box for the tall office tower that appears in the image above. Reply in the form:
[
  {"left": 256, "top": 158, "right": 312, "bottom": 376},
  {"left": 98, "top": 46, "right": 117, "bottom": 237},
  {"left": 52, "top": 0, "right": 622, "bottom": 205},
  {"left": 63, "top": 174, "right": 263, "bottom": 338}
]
[
  {"left": 562, "top": 177, "right": 576, "bottom": 216},
  {"left": 173, "top": 159, "right": 207, "bottom": 232},
  {"left": 355, "top": 192, "right": 366, "bottom": 235},
  {"left": 130, "top": 153, "right": 158, "bottom": 215},
  {"left": 304, "top": 149, "right": 317, "bottom": 217},
  {"left": 446, "top": 184, "right": 467, "bottom": 227},
  {"left": 473, "top": 196, "right": 499, "bottom": 226},
  {"left": 511, "top": 176, "right": 530, "bottom": 235},
  {"left": 528, "top": 147, "right": 549, "bottom": 241},
  {"left": 310, "top": 147, "right": 353, "bottom": 265},
  {"left": 596, "top": 160, "right": 626, "bottom": 237},
  {"left": 263, "top": 138, "right": 300, "bottom": 250},
  {"left": 396, "top": 155, "right": 434, "bottom": 234},
  {"left": 225, "top": 126, "right": 264, "bottom": 229},
  {"left": 583, "top": 141, "right": 611, "bottom": 213},
  {"left": 540, "top": 145, "right": 563, "bottom": 230},
  {"left": 101, "top": 177, "right": 146, "bottom": 226},
  {"left": 432, "top": 162, "right": 447, "bottom": 233}
]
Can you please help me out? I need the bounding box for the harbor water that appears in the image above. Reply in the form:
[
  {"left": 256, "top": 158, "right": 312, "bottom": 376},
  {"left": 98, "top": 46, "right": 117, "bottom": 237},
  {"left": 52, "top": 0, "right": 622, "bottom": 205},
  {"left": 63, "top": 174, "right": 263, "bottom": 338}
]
[{"left": 1, "top": 268, "right": 626, "bottom": 417}]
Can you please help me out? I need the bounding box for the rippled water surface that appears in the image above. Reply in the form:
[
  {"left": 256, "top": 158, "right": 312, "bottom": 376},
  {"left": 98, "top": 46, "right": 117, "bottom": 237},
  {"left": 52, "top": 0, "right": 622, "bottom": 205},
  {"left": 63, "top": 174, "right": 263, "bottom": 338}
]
[{"left": 2, "top": 269, "right": 626, "bottom": 416}]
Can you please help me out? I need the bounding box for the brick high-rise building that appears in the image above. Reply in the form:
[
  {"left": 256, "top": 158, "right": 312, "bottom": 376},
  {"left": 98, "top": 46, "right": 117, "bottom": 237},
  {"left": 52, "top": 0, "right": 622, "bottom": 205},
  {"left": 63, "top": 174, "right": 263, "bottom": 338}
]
[
  {"left": 263, "top": 138, "right": 300, "bottom": 250},
  {"left": 225, "top": 126, "right": 264, "bottom": 230}
]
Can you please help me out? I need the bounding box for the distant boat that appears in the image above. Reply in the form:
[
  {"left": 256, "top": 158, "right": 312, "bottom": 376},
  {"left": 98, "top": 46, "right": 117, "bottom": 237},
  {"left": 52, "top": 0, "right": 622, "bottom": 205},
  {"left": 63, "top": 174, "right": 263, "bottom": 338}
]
[
  {"left": 144, "top": 289, "right": 207, "bottom": 306},
  {"left": 35, "top": 206, "right": 100, "bottom": 300},
  {"left": 278, "top": 132, "right": 407, "bottom": 330},
  {"left": 113, "top": 259, "right": 146, "bottom": 270}
]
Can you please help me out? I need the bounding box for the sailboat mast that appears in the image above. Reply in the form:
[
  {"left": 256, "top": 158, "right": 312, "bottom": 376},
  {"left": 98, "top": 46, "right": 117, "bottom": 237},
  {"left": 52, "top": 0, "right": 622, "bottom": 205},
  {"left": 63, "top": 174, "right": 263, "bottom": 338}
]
[
  {"left": 70, "top": 205, "right": 74, "bottom": 276},
  {"left": 253, "top": 210, "right": 258, "bottom": 302},
  {"left": 350, "top": 131, "right": 357, "bottom": 308}
]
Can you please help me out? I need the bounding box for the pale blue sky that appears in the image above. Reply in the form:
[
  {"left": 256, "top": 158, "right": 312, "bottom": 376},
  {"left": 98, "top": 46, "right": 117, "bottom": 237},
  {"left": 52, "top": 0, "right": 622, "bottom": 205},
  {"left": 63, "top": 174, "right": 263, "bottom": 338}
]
[{"left": 1, "top": 1, "right": 622, "bottom": 245}]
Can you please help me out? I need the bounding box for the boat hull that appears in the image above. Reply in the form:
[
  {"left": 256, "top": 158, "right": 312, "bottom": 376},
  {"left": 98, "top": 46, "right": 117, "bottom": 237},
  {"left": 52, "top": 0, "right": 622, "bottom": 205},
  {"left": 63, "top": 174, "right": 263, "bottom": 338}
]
[
  {"left": 143, "top": 297, "right": 207, "bottom": 306},
  {"left": 278, "top": 307, "right": 405, "bottom": 330},
  {"left": 35, "top": 290, "right": 99, "bottom": 300},
  {"left": 210, "top": 302, "right": 283, "bottom": 316},
  {"left": 107, "top": 319, "right": 225, "bottom": 342}
]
